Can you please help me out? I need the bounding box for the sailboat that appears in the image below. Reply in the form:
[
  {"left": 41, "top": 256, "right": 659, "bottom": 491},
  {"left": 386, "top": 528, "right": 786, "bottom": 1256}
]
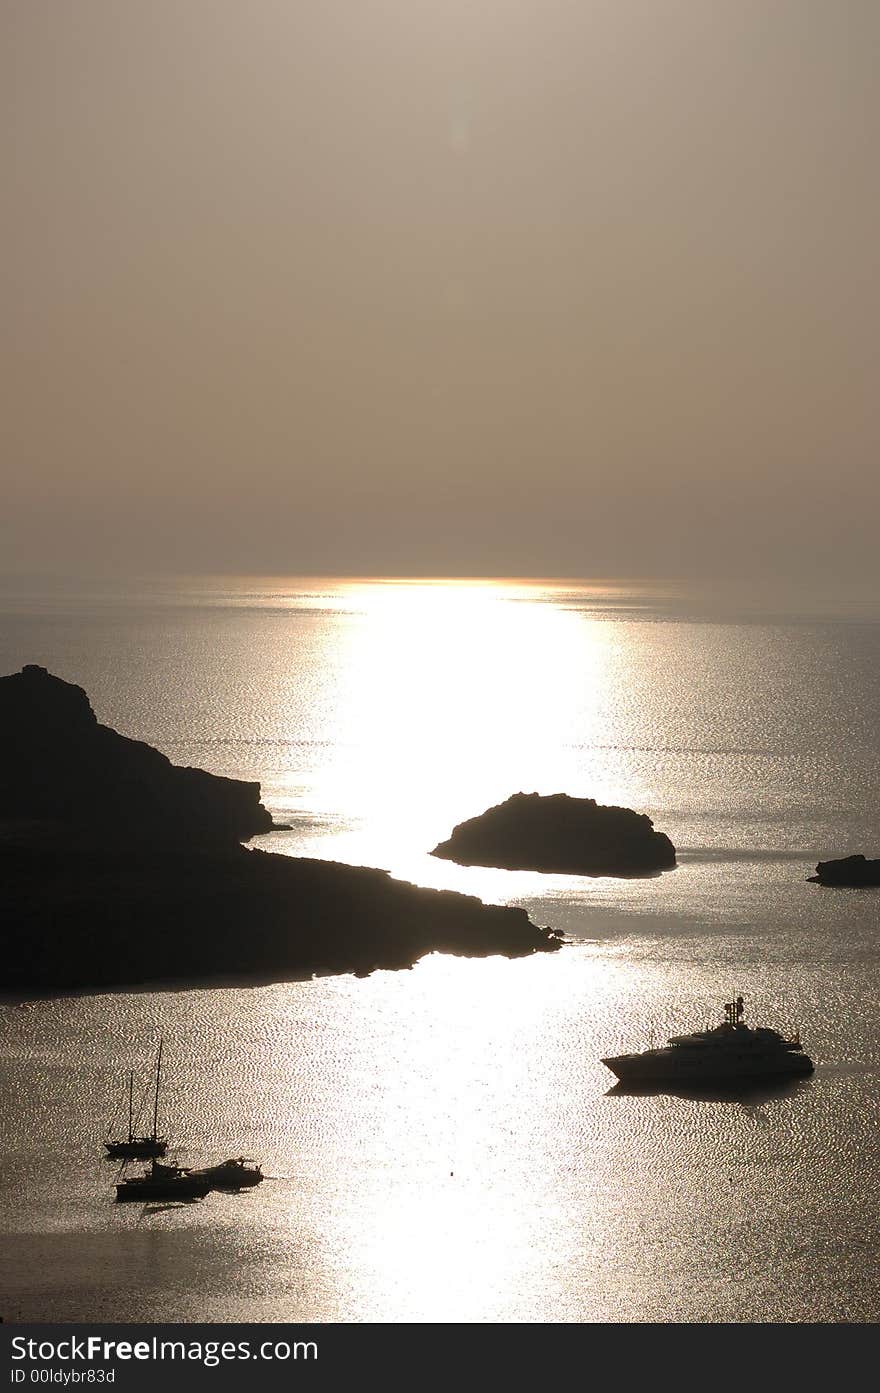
[{"left": 104, "top": 1038, "right": 169, "bottom": 1159}]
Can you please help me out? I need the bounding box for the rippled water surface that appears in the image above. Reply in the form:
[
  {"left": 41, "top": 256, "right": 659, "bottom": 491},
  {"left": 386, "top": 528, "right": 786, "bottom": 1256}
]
[{"left": 1, "top": 577, "right": 879, "bottom": 1321}]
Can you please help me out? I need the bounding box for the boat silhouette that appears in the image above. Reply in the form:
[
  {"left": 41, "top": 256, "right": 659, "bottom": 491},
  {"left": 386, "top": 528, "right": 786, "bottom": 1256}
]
[
  {"left": 601, "top": 997, "right": 815, "bottom": 1085},
  {"left": 186, "top": 1157, "right": 263, "bottom": 1190},
  {"left": 104, "top": 1039, "right": 168, "bottom": 1159},
  {"left": 116, "top": 1158, "right": 212, "bottom": 1203}
]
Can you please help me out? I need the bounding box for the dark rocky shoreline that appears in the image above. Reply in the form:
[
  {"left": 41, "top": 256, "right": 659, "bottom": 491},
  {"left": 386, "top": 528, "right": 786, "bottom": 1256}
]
[
  {"left": 1, "top": 830, "right": 558, "bottom": 995},
  {"left": 0, "top": 664, "right": 285, "bottom": 844},
  {"left": 0, "top": 667, "right": 560, "bottom": 995}
]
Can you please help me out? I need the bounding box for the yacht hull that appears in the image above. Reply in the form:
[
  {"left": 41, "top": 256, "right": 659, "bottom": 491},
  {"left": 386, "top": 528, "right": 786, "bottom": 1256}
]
[
  {"left": 188, "top": 1164, "right": 263, "bottom": 1190},
  {"left": 602, "top": 1053, "right": 814, "bottom": 1083},
  {"left": 105, "top": 1139, "right": 167, "bottom": 1159},
  {"left": 115, "top": 1177, "right": 211, "bottom": 1202}
]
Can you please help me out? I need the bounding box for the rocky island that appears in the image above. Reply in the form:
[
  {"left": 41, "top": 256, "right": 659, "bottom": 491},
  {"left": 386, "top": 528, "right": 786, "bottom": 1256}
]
[
  {"left": 0, "top": 667, "right": 560, "bottom": 995},
  {"left": 808, "top": 855, "right": 880, "bottom": 887},
  {"left": 431, "top": 791, "right": 676, "bottom": 876}
]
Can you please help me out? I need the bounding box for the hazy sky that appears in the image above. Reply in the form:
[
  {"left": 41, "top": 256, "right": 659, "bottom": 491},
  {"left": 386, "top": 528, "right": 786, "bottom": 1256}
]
[{"left": 3, "top": 1, "right": 879, "bottom": 583}]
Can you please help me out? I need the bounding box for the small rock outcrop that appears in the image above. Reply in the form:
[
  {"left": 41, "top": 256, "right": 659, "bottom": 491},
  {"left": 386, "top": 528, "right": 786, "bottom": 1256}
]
[
  {"left": 0, "top": 665, "right": 282, "bottom": 846},
  {"left": 808, "top": 855, "right": 880, "bottom": 887},
  {"left": 431, "top": 791, "right": 676, "bottom": 876}
]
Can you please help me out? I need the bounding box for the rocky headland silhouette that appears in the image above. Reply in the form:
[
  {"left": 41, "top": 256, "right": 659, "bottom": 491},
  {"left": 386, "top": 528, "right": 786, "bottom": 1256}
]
[
  {"left": 1, "top": 665, "right": 284, "bottom": 845},
  {"left": 808, "top": 854, "right": 880, "bottom": 887},
  {"left": 431, "top": 791, "right": 676, "bottom": 876},
  {"left": 0, "top": 667, "right": 560, "bottom": 994}
]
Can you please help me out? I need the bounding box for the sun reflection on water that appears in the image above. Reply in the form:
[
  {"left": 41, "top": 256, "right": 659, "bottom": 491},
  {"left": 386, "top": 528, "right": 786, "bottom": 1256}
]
[
  {"left": 271, "top": 950, "right": 619, "bottom": 1322},
  {"left": 251, "top": 577, "right": 657, "bottom": 900}
]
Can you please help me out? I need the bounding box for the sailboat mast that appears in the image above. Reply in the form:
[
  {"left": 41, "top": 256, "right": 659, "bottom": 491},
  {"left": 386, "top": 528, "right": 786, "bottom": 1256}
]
[
  {"left": 152, "top": 1037, "right": 163, "bottom": 1143},
  {"left": 128, "top": 1071, "right": 134, "bottom": 1143}
]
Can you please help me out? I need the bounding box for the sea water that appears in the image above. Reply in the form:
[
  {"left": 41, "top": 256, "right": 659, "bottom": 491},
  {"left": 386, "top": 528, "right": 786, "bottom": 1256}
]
[{"left": 0, "top": 577, "right": 878, "bottom": 1321}]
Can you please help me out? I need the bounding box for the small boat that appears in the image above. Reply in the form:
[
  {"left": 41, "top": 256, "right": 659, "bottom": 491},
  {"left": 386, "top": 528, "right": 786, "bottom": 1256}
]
[
  {"left": 104, "top": 1039, "right": 168, "bottom": 1159},
  {"left": 601, "top": 996, "right": 815, "bottom": 1084},
  {"left": 187, "top": 1157, "right": 263, "bottom": 1190},
  {"left": 116, "top": 1158, "right": 212, "bottom": 1203}
]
